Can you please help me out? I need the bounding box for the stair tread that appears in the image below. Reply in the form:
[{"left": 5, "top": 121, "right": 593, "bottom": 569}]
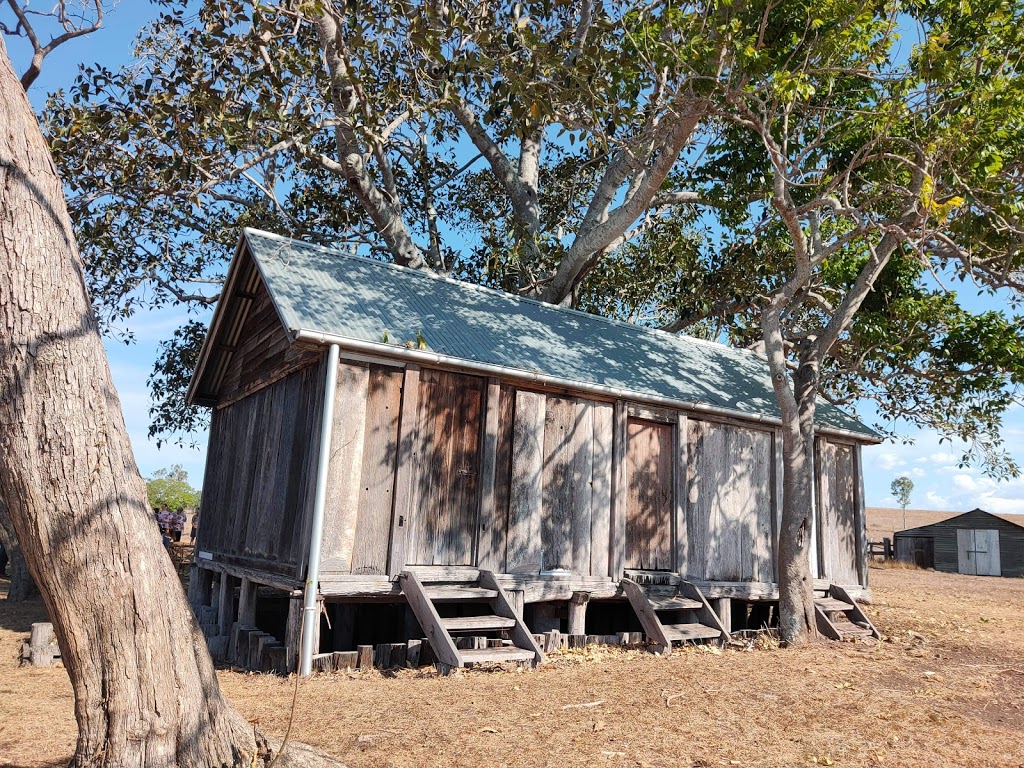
[
  {"left": 459, "top": 647, "right": 536, "bottom": 664},
  {"left": 423, "top": 586, "right": 498, "bottom": 601},
  {"left": 648, "top": 595, "right": 702, "bottom": 611},
  {"left": 662, "top": 623, "right": 722, "bottom": 642},
  {"left": 832, "top": 621, "right": 874, "bottom": 637},
  {"left": 816, "top": 597, "right": 855, "bottom": 612},
  {"left": 441, "top": 615, "right": 516, "bottom": 632}
]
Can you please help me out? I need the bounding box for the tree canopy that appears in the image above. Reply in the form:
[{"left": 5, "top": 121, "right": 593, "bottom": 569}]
[
  {"left": 146, "top": 464, "right": 201, "bottom": 510},
  {"left": 44, "top": 0, "right": 1024, "bottom": 472}
]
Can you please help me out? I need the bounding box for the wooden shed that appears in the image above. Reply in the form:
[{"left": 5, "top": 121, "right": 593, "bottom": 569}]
[
  {"left": 185, "top": 229, "right": 882, "bottom": 673},
  {"left": 894, "top": 508, "right": 1024, "bottom": 577}
]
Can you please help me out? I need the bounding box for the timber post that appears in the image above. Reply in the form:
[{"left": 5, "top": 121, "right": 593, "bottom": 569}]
[{"left": 568, "top": 592, "right": 590, "bottom": 635}]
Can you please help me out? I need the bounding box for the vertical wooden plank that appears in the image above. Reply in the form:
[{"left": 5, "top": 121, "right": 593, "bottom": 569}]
[
  {"left": 319, "top": 362, "right": 370, "bottom": 570},
  {"left": 750, "top": 429, "right": 774, "bottom": 583},
  {"left": 685, "top": 418, "right": 706, "bottom": 580},
  {"left": 476, "top": 378, "right": 502, "bottom": 569},
  {"left": 451, "top": 375, "right": 483, "bottom": 564},
  {"left": 263, "top": 374, "right": 300, "bottom": 560},
  {"left": 834, "top": 443, "right": 859, "bottom": 584},
  {"left": 388, "top": 366, "right": 421, "bottom": 578},
  {"left": 716, "top": 423, "right": 744, "bottom": 581},
  {"left": 624, "top": 418, "right": 673, "bottom": 570},
  {"left": 956, "top": 529, "right": 974, "bottom": 574},
  {"left": 610, "top": 400, "right": 628, "bottom": 579},
  {"left": 982, "top": 529, "right": 1001, "bottom": 576},
  {"left": 507, "top": 390, "right": 545, "bottom": 573},
  {"left": 854, "top": 444, "right": 868, "bottom": 587},
  {"left": 675, "top": 413, "right": 688, "bottom": 575},
  {"left": 771, "top": 428, "right": 783, "bottom": 582},
  {"left": 350, "top": 366, "right": 403, "bottom": 574},
  {"left": 295, "top": 357, "right": 327, "bottom": 577},
  {"left": 489, "top": 387, "right": 516, "bottom": 573},
  {"left": 571, "top": 400, "right": 594, "bottom": 575},
  {"left": 543, "top": 396, "right": 575, "bottom": 570},
  {"left": 810, "top": 435, "right": 823, "bottom": 579},
  {"left": 590, "top": 402, "right": 613, "bottom": 577},
  {"left": 255, "top": 379, "right": 286, "bottom": 556}
]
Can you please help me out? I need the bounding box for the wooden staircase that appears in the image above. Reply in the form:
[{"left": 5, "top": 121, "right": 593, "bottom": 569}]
[
  {"left": 814, "top": 584, "right": 881, "bottom": 641},
  {"left": 620, "top": 577, "right": 730, "bottom": 654},
  {"left": 399, "top": 569, "right": 544, "bottom": 673}
]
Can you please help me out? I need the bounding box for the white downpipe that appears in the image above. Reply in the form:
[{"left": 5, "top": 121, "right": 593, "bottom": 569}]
[
  {"left": 293, "top": 329, "right": 879, "bottom": 445},
  {"left": 299, "top": 343, "right": 340, "bottom": 676}
]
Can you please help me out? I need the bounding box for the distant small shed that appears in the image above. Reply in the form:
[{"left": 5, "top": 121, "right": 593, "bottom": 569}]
[
  {"left": 894, "top": 508, "right": 1024, "bottom": 576},
  {"left": 184, "top": 228, "right": 882, "bottom": 672}
]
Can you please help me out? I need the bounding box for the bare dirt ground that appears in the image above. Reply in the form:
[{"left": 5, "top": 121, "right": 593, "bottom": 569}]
[{"left": 2, "top": 566, "right": 1023, "bottom": 768}]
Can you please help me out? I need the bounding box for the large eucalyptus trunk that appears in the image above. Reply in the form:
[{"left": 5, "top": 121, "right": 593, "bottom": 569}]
[
  {"left": 0, "top": 38, "right": 339, "bottom": 768},
  {"left": 0, "top": 497, "right": 37, "bottom": 601},
  {"left": 763, "top": 309, "right": 820, "bottom": 646},
  {"left": 774, "top": 365, "right": 820, "bottom": 645}
]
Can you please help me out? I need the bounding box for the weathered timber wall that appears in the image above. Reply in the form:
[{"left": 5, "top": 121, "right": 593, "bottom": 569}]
[
  {"left": 197, "top": 359, "right": 325, "bottom": 577},
  {"left": 301, "top": 361, "right": 867, "bottom": 587},
  {"left": 216, "top": 277, "right": 319, "bottom": 406},
  {"left": 816, "top": 438, "right": 861, "bottom": 585}
]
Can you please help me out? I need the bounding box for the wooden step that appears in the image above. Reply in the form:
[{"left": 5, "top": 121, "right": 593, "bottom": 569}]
[
  {"left": 815, "top": 597, "right": 854, "bottom": 613},
  {"left": 662, "top": 623, "right": 722, "bottom": 642},
  {"left": 440, "top": 615, "right": 517, "bottom": 633},
  {"left": 649, "top": 595, "right": 702, "bottom": 611},
  {"left": 459, "top": 647, "right": 537, "bottom": 664},
  {"left": 423, "top": 586, "right": 498, "bottom": 602},
  {"left": 832, "top": 621, "right": 875, "bottom": 638}
]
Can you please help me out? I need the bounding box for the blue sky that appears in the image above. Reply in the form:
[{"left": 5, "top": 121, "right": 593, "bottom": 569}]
[{"left": 5, "top": 3, "right": 1022, "bottom": 514}]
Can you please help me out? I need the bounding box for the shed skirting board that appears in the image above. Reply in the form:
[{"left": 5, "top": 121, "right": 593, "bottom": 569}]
[{"left": 293, "top": 329, "right": 881, "bottom": 445}]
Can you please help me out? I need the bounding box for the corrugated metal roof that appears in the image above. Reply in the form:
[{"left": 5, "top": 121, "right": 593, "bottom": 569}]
[{"left": 242, "top": 228, "right": 877, "bottom": 439}]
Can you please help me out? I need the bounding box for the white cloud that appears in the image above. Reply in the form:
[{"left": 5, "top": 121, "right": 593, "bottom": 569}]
[
  {"left": 925, "top": 491, "right": 949, "bottom": 507},
  {"left": 874, "top": 452, "right": 904, "bottom": 471},
  {"left": 910, "top": 467, "right": 926, "bottom": 478}
]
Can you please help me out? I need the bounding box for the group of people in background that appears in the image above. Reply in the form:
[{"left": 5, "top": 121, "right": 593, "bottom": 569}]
[{"left": 155, "top": 506, "right": 193, "bottom": 547}]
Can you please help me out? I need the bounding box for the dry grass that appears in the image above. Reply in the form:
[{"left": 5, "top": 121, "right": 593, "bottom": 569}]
[{"left": 3, "top": 568, "right": 1024, "bottom": 768}]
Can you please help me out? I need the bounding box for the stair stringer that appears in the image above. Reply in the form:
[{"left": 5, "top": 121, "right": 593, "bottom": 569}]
[{"left": 479, "top": 570, "right": 544, "bottom": 665}]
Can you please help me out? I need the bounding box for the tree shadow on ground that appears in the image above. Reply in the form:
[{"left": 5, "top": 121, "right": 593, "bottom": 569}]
[{"left": 0, "top": 577, "right": 50, "bottom": 633}]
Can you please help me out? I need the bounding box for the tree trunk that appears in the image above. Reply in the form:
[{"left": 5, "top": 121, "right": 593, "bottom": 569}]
[
  {"left": 0, "top": 497, "right": 37, "bottom": 601},
  {"left": 0, "top": 38, "right": 340, "bottom": 768},
  {"left": 775, "top": 363, "right": 820, "bottom": 646},
  {"left": 762, "top": 309, "right": 819, "bottom": 646}
]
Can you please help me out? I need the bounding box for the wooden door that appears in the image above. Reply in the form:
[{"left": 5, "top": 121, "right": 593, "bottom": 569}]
[
  {"left": 624, "top": 418, "right": 674, "bottom": 570},
  {"left": 959, "top": 529, "right": 1001, "bottom": 576},
  {"left": 409, "top": 370, "right": 485, "bottom": 565},
  {"left": 817, "top": 441, "right": 861, "bottom": 585},
  {"left": 896, "top": 536, "right": 934, "bottom": 569}
]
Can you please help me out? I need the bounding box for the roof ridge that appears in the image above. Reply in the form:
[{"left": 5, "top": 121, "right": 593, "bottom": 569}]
[{"left": 242, "top": 227, "right": 766, "bottom": 364}]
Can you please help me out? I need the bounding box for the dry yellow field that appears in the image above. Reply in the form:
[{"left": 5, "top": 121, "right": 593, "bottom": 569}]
[{"left": 2, "top": 566, "right": 1023, "bottom": 768}]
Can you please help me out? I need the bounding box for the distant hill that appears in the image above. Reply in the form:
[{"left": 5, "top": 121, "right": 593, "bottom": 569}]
[{"left": 866, "top": 507, "right": 1024, "bottom": 542}]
